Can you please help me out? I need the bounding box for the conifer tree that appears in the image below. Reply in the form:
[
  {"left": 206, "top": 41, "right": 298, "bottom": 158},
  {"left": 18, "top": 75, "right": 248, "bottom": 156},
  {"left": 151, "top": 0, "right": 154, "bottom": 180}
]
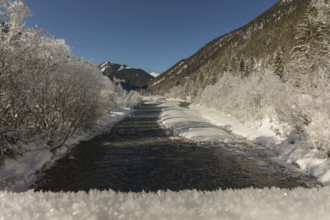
[
  {"left": 274, "top": 48, "right": 284, "bottom": 79},
  {"left": 291, "top": 0, "right": 330, "bottom": 73}
]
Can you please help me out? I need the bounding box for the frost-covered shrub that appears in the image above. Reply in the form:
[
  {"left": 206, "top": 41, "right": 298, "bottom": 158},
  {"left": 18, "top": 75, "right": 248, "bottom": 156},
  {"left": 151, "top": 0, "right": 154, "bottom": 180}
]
[
  {"left": 198, "top": 67, "right": 330, "bottom": 154},
  {"left": 124, "top": 90, "right": 142, "bottom": 108},
  {"left": 0, "top": 0, "right": 140, "bottom": 158},
  {"left": 199, "top": 70, "right": 284, "bottom": 123},
  {"left": 105, "top": 83, "right": 141, "bottom": 109},
  {"left": 276, "top": 68, "right": 330, "bottom": 153},
  {"left": 165, "top": 85, "right": 186, "bottom": 101}
]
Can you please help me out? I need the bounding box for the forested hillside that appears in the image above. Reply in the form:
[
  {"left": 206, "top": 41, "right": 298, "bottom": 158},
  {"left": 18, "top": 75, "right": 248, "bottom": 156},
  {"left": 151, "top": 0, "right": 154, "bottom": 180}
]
[
  {"left": 0, "top": 0, "right": 141, "bottom": 160},
  {"left": 149, "top": 0, "right": 309, "bottom": 94},
  {"left": 150, "top": 0, "right": 330, "bottom": 155}
]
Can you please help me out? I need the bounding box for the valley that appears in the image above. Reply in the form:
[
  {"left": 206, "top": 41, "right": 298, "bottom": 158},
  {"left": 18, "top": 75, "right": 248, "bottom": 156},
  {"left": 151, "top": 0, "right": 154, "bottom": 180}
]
[{"left": 1, "top": 0, "right": 330, "bottom": 219}]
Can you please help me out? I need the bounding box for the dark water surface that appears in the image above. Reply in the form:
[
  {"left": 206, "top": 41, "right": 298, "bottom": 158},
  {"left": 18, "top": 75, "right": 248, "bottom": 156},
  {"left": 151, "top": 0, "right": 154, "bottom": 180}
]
[{"left": 33, "top": 102, "right": 318, "bottom": 192}]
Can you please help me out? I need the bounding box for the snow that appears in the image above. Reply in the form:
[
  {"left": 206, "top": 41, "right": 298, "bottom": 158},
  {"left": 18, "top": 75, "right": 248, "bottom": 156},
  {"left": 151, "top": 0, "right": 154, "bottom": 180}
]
[
  {"left": 0, "top": 150, "right": 52, "bottom": 192},
  {"left": 149, "top": 72, "right": 160, "bottom": 77},
  {"left": 100, "top": 61, "right": 112, "bottom": 69},
  {"left": 118, "top": 65, "right": 126, "bottom": 71},
  {"left": 1, "top": 187, "right": 330, "bottom": 219},
  {"left": 159, "top": 100, "right": 234, "bottom": 144},
  {"left": 158, "top": 98, "right": 330, "bottom": 186},
  {"left": 191, "top": 104, "right": 280, "bottom": 144},
  {"left": 0, "top": 108, "right": 132, "bottom": 192},
  {"left": 100, "top": 66, "right": 107, "bottom": 72}
]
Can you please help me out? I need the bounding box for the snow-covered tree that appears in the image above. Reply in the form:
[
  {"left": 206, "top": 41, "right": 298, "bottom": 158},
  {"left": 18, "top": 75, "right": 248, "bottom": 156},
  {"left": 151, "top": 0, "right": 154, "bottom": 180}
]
[
  {"left": 290, "top": 0, "right": 330, "bottom": 76},
  {"left": 0, "top": 0, "right": 141, "bottom": 159}
]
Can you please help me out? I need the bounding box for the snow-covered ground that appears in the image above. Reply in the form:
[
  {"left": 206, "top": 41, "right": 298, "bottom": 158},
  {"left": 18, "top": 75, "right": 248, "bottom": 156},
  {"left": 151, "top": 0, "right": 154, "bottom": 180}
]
[
  {"left": 1, "top": 187, "right": 330, "bottom": 220},
  {"left": 158, "top": 98, "right": 330, "bottom": 186},
  {"left": 0, "top": 108, "right": 132, "bottom": 192}
]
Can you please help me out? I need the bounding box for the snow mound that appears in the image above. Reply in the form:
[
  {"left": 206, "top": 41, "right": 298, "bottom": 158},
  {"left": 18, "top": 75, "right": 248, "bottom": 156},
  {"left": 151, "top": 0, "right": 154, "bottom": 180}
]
[
  {"left": 159, "top": 100, "right": 235, "bottom": 144},
  {"left": 0, "top": 187, "right": 329, "bottom": 220}
]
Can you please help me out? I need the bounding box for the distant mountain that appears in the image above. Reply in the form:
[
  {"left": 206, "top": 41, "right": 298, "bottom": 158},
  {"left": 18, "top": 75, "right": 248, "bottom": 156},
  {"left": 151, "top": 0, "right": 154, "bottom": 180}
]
[
  {"left": 149, "top": 72, "right": 160, "bottom": 78},
  {"left": 99, "top": 61, "right": 154, "bottom": 91}
]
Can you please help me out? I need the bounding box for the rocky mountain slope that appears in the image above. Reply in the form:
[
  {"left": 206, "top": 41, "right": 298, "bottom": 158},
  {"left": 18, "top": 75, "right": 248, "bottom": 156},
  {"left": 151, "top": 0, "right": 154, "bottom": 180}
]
[{"left": 100, "top": 62, "right": 154, "bottom": 91}]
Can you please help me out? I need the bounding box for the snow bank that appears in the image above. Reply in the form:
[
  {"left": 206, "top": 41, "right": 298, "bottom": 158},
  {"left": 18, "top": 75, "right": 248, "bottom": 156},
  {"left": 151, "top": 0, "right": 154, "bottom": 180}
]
[
  {"left": 157, "top": 99, "right": 330, "bottom": 185},
  {"left": 189, "top": 104, "right": 330, "bottom": 186},
  {"left": 0, "top": 108, "right": 132, "bottom": 192},
  {"left": 191, "top": 104, "right": 280, "bottom": 142},
  {"left": 142, "top": 96, "right": 166, "bottom": 105},
  {"left": 159, "top": 100, "right": 234, "bottom": 144},
  {"left": 1, "top": 187, "right": 329, "bottom": 220},
  {"left": 0, "top": 150, "right": 52, "bottom": 192}
]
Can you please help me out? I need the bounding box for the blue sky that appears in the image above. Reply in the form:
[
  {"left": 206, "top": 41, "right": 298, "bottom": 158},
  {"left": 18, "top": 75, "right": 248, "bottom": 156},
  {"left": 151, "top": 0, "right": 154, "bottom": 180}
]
[{"left": 24, "top": 0, "right": 277, "bottom": 73}]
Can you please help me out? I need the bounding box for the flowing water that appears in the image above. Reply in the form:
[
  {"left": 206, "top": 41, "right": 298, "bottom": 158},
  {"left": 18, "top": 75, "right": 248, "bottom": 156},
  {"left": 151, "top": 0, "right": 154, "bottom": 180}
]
[{"left": 32, "top": 102, "right": 319, "bottom": 192}]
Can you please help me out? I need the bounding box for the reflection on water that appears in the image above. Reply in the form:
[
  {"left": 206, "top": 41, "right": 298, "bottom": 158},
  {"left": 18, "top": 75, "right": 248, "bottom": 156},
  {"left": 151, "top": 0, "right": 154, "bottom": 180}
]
[{"left": 33, "top": 103, "right": 319, "bottom": 192}]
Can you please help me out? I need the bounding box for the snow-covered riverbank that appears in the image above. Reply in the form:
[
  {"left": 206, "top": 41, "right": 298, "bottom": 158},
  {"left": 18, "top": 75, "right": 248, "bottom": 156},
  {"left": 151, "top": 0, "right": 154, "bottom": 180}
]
[
  {"left": 1, "top": 97, "right": 330, "bottom": 219},
  {"left": 0, "top": 108, "right": 132, "bottom": 192},
  {"left": 158, "top": 98, "right": 330, "bottom": 186}
]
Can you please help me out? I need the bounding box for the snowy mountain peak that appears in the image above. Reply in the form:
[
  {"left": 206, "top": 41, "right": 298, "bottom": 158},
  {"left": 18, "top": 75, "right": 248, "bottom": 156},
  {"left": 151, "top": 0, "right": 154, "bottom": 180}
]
[
  {"left": 99, "top": 61, "right": 154, "bottom": 91},
  {"left": 149, "top": 72, "right": 160, "bottom": 78},
  {"left": 100, "top": 61, "right": 133, "bottom": 72}
]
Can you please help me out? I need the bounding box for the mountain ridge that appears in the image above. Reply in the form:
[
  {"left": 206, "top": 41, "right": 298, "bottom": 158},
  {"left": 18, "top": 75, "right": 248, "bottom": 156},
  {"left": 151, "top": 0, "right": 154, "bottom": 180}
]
[{"left": 99, "top": 61, "right": 154, "bottom": 91}]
